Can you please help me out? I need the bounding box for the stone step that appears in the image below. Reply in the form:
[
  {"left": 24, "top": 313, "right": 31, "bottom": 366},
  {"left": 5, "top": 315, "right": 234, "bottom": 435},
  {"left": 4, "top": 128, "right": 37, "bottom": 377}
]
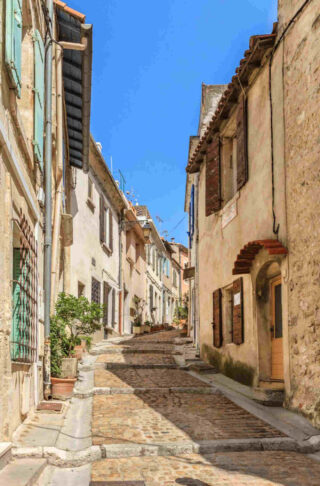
[
  {"left": 185, "top": 361, "right": 218, "bottom": 373},
  {"left": 0, "top": 458, "right": 47, "bottom": 486},
  {"left": 0, "top": 442, "right": 12, "bottom": 471},
  {"left": 100, "top": 363, "right": 179, "bottom": 370}
]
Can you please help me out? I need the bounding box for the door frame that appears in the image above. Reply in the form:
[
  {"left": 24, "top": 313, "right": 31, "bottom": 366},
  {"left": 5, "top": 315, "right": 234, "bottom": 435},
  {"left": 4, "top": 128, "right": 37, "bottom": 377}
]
[{"left": 270, "top": 275, "right": 284, "bottom": 380}]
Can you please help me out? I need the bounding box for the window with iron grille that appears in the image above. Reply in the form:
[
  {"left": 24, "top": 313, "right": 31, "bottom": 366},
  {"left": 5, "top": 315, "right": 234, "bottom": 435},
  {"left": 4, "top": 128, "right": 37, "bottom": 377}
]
[
  {"left": 11, "top": 212, "right": 37, "bottom": 363},
  {"left": 91, "top": 277, "right": 101, "bottom": 304}
]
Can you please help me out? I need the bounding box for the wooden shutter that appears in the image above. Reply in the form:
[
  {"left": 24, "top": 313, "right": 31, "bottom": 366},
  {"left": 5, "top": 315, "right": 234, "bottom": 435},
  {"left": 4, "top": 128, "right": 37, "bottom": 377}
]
[
  {"left": 99, "top": 196, "right": 105, "bottom": 243},
  {"left": 103, "top": 282, "right": 110, "bottom": 326},
  {"left": 205, "top": 135, "right": 221, "bottom": 216},
  {"left": 109, "top": 209, "right": 113, "bottom": 251},
  {"left": 212, "top": 289, "right": 222, "bottom": 348},
  {"left": 33, "top": 30, "right": 45, "bottom": 169},
  {"left": 112, "top": 289, "right": 115, "bottom": 327},
  {"left": 236, "top": 96, "right": 248, "bottom": 190},
  {"left": 233, "top": 277, "right": 244, "bottom": 344},
  {"left": 5, "top": 0, "right": 22, "bottom": 97}
]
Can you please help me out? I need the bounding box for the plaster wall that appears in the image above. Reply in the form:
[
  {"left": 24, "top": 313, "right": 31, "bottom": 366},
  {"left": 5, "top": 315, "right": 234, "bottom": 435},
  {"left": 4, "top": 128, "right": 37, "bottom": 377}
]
[
  {"left": 69, "top": 164, "right": 121, "bottom": 341},
  {"left": 198, "top": 61, "right": 287, "bottom": 385}
]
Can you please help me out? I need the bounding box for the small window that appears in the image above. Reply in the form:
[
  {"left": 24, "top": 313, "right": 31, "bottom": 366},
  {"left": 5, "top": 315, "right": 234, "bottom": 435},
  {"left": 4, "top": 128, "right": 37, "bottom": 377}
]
[
  {"left": 78, "top": 281, "right": 85, "bottom": 297},
  {"left": 91, "top": 277, "right": 101, "bottom": 304},
  {"left": 222, "top": 137, "right": 237, "bottom": 204}
]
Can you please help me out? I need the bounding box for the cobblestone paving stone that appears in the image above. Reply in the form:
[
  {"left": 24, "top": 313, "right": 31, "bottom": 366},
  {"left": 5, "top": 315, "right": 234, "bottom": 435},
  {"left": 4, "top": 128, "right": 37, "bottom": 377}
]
[
  {"left": 92, "top": 391, "right": 285, "bottom": 445},
  {"left": 91, "top": 330, "right": 319, "bottom": 484},
  {"left": 91, "top": 452, "right": 320, "bottom": 485},
  {"left": 96, "top": 353, "right": 176, "bottom": 365},
  {"left": 94, "top": 368, "right": 211, "bottom": 389}
]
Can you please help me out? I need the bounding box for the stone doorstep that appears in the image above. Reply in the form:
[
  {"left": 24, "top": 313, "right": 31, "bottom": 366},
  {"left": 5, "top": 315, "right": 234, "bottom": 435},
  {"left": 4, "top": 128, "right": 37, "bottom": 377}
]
[
  {"left": 73, "top": 386, "right": 216, "bottom": 397},
  {"left": 0, "top": 442, "right": 12, "bottom": 471},
  {"left": 0, "top": 458, "right": 47, "bottom": 486},
  {"left": 90, "top": 482, "right": 146, "bottom": 485},
  {"left": 11, "top": 436, "right": 320, "bottom": 467}
]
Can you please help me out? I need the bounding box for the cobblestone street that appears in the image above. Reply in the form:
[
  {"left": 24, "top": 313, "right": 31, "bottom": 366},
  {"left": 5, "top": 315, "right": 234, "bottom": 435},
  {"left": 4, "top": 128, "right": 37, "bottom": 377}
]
[{"left": 90, "top": 330, "right": 320, "bottom": 485}]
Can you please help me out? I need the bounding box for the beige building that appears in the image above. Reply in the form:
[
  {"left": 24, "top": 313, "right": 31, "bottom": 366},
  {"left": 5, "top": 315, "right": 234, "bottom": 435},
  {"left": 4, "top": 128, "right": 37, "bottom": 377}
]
[
  {"left": 0, "top": 0, "right": 92, "bottom": 439},
  {"left": 122, "top": 202, "right": 147, "bottom": 334},
  {"left": 67, "top": 137, "right": 125, "bottom": 341},
  {"left": 185, "top": 0, "right": 320, "bottom": 425}
]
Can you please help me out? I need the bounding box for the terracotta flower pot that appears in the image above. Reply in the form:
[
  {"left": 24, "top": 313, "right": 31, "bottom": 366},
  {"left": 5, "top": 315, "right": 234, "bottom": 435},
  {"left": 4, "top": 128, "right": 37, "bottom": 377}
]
[{"left": 51, "top": 377, "right": 76, "bottom": 400}]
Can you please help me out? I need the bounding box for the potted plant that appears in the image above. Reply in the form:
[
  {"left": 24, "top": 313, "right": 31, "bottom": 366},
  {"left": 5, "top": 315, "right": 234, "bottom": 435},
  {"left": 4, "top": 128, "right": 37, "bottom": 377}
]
[
  {"left": 50, "top": 293, "right": 103, "bottom": 399},
  {"left": 132, "top": 296, "right": 145, "bottom": 336},
  {"left": 144, "top": 320, "right": 151, "bottom": 333}
]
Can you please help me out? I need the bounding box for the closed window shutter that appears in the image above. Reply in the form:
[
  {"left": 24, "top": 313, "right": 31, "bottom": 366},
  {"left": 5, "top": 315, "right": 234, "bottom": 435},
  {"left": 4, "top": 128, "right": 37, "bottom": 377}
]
[
  {"left": 236, "top": 95, "right": 248, "bottom": 190},
  {"left": 109, "top": 209, "right": 113, "bottom": 251},
  {"left": 99, "top": 196, "right": 105, "bottom": 243},
  {"left": 5, "top": 0, "right": 22, "bottom": 97},
  {"left": 112, "top": 288, "right": 115, "bottom": 327},
  {"left": 33, "top": 29, "right": 45, "bottom": 169},
  {"left": 212, "top": 289, "right": 222, "bottom": 348},
  {"left": 191, "top": 184, "right": 195, "bottom": 235},
  {"left": 103, "top": 282, "right": 110, "bottom": 326},
  {"left": 205, "top": 135, "right": 221, "bottom": 216},
  {"left": 12, "top": 248, "right": 21, "bottom": 360},
  {"left": 233, "top": 277, "right": 244, "bottom": 344}
]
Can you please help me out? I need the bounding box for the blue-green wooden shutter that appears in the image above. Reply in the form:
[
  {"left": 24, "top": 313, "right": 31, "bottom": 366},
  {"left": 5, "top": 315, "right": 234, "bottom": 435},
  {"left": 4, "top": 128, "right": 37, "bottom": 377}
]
[
  {"left": 12, "top": 248, "right": 21, "bottom": 360},
  {"left": 5, "top": 0, "right": 22, "bottom": 97},
  {"left": 33, "top": 30, "right": 45, "bottom": 169}
]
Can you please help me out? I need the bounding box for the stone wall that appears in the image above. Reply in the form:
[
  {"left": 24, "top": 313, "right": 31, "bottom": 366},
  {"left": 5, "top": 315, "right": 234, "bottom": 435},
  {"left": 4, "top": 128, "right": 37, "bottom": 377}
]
[{"left": 282, "top": 0, "right": 320, "bottom": 426}]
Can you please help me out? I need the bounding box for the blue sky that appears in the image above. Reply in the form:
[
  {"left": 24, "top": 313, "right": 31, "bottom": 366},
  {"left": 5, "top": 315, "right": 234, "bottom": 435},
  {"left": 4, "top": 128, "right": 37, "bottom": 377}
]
[{"left": 68, "top": 0, "right": 277, "bottom": 245}]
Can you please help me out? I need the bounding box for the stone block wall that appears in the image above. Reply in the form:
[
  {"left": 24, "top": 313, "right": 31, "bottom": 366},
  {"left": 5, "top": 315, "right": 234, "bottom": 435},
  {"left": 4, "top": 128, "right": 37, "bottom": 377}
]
[{"left": 283, "top": 1, "right": 320, "bottom": 426}]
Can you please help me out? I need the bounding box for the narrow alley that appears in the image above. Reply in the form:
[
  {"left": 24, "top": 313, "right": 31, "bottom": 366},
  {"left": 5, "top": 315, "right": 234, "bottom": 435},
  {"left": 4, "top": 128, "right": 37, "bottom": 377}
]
[{"left": 4, "top": 329, "right": 319, "bottom": 485}]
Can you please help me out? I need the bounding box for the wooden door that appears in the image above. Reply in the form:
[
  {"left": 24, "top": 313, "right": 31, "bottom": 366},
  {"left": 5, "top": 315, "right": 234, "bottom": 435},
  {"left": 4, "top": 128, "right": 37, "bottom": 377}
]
[{"left": 270, "top": 276, "right": 284, "bottom": 380}]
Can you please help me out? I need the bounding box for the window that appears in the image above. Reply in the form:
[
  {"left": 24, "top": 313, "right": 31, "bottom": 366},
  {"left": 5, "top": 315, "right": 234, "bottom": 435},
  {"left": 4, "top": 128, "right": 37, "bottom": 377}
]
[
  {"left": 173, "top": 269, "right": 178, "bottom": 288},
  {"left": 91, "top": 277, "right": 101, "bottom": 304},
  {"left": 111, "top": 288, "right": 116, "bottom": 328},
  {"left": 78, "top": 282, "right": 85, "bottom": 297},
  {"left": 149, "top": 285, "right": 153, "bottom": 312},
  {"left": 11, "top": 215, "right": 37, "bottom": 363},
  {"left": 99, "top": 196, "right": 113, "bottom": 251},
  {"left": 33, "top": 30, "right": 45, "bottom": 169},
  {"left": 103, "top": 282, "right": 110, "bottom": 331},
  {"left": 5, "top": 0, "right": 22, "bottom": 97},
  {"left": 222, "top": 137, "right": 237, "bottom": 204}
]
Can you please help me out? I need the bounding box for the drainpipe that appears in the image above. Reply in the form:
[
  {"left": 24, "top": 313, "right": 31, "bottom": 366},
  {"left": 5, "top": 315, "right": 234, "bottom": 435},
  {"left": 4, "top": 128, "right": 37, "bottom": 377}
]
[
  {"left": 51, "top": 43, "right": 63, "bottom": 308},
  {"left": 43, "top": 0, "right": 53, "bottom": 400}
]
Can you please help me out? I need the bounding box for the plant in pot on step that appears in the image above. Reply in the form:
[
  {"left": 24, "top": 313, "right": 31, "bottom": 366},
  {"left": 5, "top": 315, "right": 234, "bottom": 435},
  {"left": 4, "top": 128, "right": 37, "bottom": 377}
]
[
  {"left": 132, "top": 296, "right": 145, "bottom": 335},
  {"left": 50, "top": 292, "right": 103, "bottom": 399},
  {"left": 144, "top": 320, "right": 152, "bottom": 333}
]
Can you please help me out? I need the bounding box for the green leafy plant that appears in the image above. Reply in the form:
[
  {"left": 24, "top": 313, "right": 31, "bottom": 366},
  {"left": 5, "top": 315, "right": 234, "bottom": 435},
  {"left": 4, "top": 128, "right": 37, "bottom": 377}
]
[
  {"left": 132, "top": 296, "right": 145, "bottom": 326},
  {"left": 50, "top": 293, "right": 103, "bottom": 376},
  {"left": 79, "top": 335, "right": 93, "bottom": 351},
  {"left": 144, "top": 320, "right": 152, "bottom": 327}
]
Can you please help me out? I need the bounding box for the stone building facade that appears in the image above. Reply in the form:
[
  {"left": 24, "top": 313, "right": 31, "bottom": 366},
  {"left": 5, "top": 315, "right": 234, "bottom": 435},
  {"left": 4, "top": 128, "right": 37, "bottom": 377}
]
[
  {"left": 0, "top": 0, "right": 93, "bottom": 439},
  {"left": 67, "top": 138, "right": 125, "bottom": 341},
  {"left": 185, "top": 0, "right": 320, "bottom": 426}
]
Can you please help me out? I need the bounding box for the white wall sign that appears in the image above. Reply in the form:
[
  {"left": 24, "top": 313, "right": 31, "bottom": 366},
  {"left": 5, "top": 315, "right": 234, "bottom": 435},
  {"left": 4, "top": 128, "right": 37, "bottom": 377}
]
[{"left": 222, "top": 200, "right": 237, "bottom": 229}]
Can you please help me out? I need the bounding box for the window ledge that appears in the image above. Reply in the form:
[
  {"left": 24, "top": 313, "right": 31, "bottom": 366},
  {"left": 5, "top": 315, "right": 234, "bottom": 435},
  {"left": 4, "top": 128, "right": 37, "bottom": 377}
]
[
  {"left": 86, "top": 197, "right": 95, "bottom": 211},
  {"left": 102, "top": 242, "right": 112, "bottom": 254}
]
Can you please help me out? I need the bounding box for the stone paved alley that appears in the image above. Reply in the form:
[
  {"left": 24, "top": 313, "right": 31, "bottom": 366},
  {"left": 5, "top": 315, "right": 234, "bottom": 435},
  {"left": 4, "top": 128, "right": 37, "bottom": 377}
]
[
  {"left": 4, "top": 329, "right": 320, "bottom": 485},
  {"left": 89, "top": 330, "right": 320, "bottom": 485}
]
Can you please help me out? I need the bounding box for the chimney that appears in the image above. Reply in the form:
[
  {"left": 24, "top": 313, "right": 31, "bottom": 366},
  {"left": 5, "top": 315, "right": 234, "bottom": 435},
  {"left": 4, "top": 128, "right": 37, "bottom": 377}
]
[{"left": 96, "top": 142, "right": 102, "bottom": 153}]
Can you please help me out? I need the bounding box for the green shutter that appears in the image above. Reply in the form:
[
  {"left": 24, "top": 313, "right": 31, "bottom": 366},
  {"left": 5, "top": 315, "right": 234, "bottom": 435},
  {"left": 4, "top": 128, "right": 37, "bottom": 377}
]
[
  {"left": 33, "top": 29, "right": 45, "bottom": 169},
  {"left": 12, "top": 248, "right": 21, "bottom": 360},
  {"left": 5, "top": 0, "right": 22, "bottom": 97}
]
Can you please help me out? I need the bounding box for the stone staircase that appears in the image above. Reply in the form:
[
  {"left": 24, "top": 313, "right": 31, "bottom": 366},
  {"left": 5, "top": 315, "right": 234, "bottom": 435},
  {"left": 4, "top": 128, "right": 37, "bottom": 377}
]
[{"left": 0, "top": 443, "right": 46, "bottom": 486}]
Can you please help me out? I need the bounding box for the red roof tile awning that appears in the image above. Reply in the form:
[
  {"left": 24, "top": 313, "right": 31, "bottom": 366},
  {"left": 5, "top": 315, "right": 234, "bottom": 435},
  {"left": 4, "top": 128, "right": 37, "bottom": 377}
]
[{"left": 232, "top": 239, "right": 288, "bottom": 275}]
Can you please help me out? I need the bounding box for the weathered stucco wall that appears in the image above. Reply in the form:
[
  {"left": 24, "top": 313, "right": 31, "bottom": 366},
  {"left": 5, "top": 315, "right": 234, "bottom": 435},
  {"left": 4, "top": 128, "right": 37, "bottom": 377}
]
[
  {"left": 198, "top": 60, "right": 288, "bottom": 386},
  {"left": 280, "top": 1, "right": 320, "bottom": 426}
]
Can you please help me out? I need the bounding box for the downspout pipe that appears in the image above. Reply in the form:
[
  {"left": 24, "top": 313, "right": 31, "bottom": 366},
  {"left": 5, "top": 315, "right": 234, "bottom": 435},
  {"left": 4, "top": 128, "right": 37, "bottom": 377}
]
[{"left": 44, "top": 0, "right": 53, "bottom": 400}]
